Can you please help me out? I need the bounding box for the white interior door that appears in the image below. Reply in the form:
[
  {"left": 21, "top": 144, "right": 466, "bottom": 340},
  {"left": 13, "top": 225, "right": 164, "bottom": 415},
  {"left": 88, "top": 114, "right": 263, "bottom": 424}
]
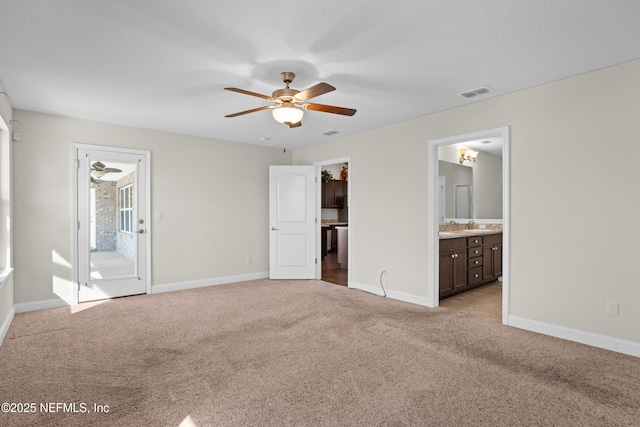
[
  {"left": 269, "top": 165, "right": 316, "bottom": 279},
  {"left": 76, "top": 146, "right": 149, "bottom": 302}
]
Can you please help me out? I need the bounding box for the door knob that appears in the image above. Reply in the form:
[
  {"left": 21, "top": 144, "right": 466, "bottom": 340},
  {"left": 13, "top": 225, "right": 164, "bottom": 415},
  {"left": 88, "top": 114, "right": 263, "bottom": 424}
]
[
  {"left": 137, "top": 229, "right": 145, "bottom": 234},
  {"left": 271, "top": 227, "right": 279, "bottom": 231}
]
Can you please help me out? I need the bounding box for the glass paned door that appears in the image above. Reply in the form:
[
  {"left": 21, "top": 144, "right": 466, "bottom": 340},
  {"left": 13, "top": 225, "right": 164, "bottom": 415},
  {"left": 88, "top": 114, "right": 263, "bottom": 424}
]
[{"left": 76, "top": 147, "right": 147, "bottom": 302}]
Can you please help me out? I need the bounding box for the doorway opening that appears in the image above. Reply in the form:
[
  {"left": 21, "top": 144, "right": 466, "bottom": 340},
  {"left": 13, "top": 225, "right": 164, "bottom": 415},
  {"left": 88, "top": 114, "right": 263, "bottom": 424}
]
[
  {"left": 73, "top": 144, "right": 151, "bottom": 304},
  {"left": 428, "top": 127, "right": 510, "bottom": 324},
  {"left": 316, "top": 158, "right": 350, "bottom": 287}
]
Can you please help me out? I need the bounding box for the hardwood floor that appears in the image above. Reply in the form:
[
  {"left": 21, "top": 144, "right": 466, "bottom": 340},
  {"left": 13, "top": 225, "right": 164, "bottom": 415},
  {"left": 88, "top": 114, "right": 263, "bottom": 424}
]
[
  {"left": 439, "top": 280, "right": 502, "bottom": 321},
  {"left": 322, "top": 252, "right": 348, "bottom": 286}
]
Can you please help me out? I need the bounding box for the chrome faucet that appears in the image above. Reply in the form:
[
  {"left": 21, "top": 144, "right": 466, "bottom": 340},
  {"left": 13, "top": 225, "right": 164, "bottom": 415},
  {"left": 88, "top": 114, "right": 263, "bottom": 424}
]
[{"left": 465, "top": 220, "right": 474, "bottom": 230}]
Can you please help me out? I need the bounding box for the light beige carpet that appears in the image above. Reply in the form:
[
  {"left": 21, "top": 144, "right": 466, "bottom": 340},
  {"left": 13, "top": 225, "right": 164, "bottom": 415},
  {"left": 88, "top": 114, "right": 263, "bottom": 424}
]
[{"left": 1, "top": 279, "right": 639, "bottom": 426}]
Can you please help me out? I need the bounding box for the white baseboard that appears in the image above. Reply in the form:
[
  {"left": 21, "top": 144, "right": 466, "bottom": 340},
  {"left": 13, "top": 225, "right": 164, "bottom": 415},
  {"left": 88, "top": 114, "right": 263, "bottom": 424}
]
[
  {"left": 0, "top": 306, "right": 15, "bottom": 347},
  {"left": 10, "top": 273, "right": 270, "bottom": 313},
  {"left": 15, "top": 298, "right": 69, "bottom": 313},
  {"left": 349, "top": 282, "right": 431, "bottom": 307},
  {"left": 509, "top": 315, "right": 640, "bottom": 358},
  {"left": 152, "top": 271, "right": 270, "bottom": 294}
]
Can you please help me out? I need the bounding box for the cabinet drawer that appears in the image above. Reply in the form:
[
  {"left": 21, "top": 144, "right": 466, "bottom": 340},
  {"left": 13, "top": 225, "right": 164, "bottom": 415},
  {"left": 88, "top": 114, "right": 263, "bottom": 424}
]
[
  {"left": 468, "top": 267, "right": 483, "bottom": 285},
  {"left": 468, "top": 247, "right": 482, "bottom": 258},
  {"left": 440, "top": 237, "right": 466, "bottom": 251},
  {"left": 483, "top": 233, "right": 502, "bottom": 245},
  {"left": 467, "top": 257, "right": 482, "bottom": 268},
  {"left": 467, "top": 236, "right": 482, "bottom": 247}
]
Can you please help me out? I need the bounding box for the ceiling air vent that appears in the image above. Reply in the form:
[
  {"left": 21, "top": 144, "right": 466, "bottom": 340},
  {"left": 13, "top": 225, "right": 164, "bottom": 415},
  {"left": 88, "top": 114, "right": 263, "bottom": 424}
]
[
  {"left": 322, "top": 130, "right": 338, "bottom": 136},
  {"left": 460, "top": 86, "right": 492, "bottom": 99}
]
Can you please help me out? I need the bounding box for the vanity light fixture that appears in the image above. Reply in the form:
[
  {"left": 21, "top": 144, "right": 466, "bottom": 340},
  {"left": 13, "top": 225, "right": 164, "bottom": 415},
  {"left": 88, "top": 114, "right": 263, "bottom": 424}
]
[{"left": 459, "top": 147, "right": 478, "bottom": 164}]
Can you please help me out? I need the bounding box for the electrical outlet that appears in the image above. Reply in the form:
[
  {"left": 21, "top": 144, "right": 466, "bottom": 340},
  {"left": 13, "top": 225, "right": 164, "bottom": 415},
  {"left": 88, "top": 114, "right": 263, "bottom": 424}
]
[
  {"left": 606, "top": 301, "right": 619, "bottom": 317},
  {"left": 246, "top": 256, "right": 252, "bottom": 264}
]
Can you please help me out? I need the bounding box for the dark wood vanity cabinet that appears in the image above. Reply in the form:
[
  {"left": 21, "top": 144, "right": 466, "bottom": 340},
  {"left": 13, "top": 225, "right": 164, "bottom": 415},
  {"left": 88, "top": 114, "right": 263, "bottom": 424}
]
[
  {"left": 322, "top": 180, "right": 347, "bottom": 208},
  {"left": 439, "top": 232, "right": 502, "bottom": 299},
  {"left": 482, "top": 233, "right": 502, "bottom": 281},
  {"left": 467, "top": 237, "right": 484, "bottom": 287},
  {"left": 439, "top": 237, "right": 467, "bottom": 298}
]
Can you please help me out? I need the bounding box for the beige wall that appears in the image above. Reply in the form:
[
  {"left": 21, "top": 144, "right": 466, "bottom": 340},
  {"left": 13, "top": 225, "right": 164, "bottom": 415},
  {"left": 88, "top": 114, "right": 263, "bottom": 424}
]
[
  {"left": 12, "top": 110, "right": 292, "bottom": 303},
  {"left": 293, "top": 59, "right": 640, "bottom": 345}
]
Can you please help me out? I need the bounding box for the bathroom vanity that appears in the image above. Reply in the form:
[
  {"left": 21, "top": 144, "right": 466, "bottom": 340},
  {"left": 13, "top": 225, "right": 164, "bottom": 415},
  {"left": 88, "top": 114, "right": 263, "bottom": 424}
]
[{"left": 439, "top": 230, "right": 502, "bottom": 299}]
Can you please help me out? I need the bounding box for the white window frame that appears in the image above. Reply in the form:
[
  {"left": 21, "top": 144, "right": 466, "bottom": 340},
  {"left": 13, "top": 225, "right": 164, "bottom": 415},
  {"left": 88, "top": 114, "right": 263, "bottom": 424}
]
[{"left": 119, "top": 184, "right": 133, "bottom": 234}]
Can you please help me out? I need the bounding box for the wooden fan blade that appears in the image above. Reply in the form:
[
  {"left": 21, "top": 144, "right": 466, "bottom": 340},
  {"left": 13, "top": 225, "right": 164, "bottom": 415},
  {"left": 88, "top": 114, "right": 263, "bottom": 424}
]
[
  {"left": 225, "top": 106, "right": 273, "bottom": 118},
  {"left": 303, "top": 103, "right": 356, "bottom": 116},
  {"left": 224, "top": 87, "right": 275, "bottom": 101},
  {"left": 288, "top": 121, "right": 302, "bottom": 128},
  {"left": 295, "top": 82, "right": 335, "bottom": 101}
]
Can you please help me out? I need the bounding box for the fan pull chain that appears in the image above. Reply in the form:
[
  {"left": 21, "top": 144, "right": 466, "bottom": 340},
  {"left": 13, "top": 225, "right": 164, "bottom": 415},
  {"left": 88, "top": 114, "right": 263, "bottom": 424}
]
[{"left": 282, "top": 123, "right": 287, "bottom": 153}]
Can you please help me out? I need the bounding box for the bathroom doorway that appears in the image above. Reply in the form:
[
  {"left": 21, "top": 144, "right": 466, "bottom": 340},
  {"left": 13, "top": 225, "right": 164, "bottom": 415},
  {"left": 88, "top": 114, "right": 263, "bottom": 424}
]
[{"left": 428, "top": 127, "right": 510, "bottom": 324}]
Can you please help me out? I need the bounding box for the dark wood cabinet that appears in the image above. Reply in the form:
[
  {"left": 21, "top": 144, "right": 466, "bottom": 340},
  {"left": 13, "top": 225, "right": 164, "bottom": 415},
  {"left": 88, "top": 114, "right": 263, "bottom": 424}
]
[
  {"left": 439, "top": 232, "right": 502, "bottom": 299},
  {"left": 439, "top": 237, "right": 467, "bottom": 298},
  {"left": 322, "top": 180, "right": 347, "bottom": 208},
  {"left": 467, "top": 237, "right": 483, "bottom": 287},
  {"left": 482, "top": 233, "right": 502, "bottom": 281}
]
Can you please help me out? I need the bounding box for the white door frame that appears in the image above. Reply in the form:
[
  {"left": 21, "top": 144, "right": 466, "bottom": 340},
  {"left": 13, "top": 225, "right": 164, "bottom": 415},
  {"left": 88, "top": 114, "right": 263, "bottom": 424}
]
[
  {"left": 427, "top": 127, "right": 510, "bottom": 325},
  {"left": 314, "top": 157, "right": 351, "bottom": 284},
  {"left": 71, "top": 143, "right": 152, "bottom": 305}
]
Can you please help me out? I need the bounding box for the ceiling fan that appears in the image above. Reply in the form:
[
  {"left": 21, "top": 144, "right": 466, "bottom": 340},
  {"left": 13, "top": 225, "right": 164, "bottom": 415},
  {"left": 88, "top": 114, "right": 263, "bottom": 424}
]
[
  {"left": 224, "top": 72, "right": 356, "bottom": 128},
  {"left": 91, "top": 161, "right": 122, "bottom": 184}
]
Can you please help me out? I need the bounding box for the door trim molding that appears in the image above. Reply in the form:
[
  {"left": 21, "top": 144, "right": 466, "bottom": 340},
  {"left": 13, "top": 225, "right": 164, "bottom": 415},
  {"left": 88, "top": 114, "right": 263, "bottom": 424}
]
[
  {"left": 72, "top": 143, "right": 152, "bottom": 305},
  {"left": 427, "top": 127, "right": 510, "bottom": 325}
]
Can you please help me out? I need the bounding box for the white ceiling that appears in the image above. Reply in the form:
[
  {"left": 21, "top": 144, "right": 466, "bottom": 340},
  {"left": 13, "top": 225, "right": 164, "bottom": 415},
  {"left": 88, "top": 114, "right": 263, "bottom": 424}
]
[
  {"left": 1, "top": 1, "right": 639, "bottom": 149},
  {"left": 457, "top": 137, "right": 503, "bottom": 157}
]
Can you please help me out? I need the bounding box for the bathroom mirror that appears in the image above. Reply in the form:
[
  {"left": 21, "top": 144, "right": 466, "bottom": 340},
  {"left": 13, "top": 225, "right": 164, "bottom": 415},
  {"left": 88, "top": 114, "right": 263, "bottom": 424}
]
[{"left": 438, "top": 141, "right": 503, "bottom": 222}]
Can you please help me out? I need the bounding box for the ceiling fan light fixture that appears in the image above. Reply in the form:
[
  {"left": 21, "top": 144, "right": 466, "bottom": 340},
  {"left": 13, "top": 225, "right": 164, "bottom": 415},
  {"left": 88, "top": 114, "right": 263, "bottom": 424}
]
[{"left": 272, "top": 106, "right": 304, "bottom": 125}]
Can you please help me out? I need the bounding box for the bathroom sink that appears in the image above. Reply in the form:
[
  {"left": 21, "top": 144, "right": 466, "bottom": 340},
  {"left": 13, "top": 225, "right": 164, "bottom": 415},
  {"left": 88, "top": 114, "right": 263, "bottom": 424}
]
[
  {"left": 438, "top": 232, "right": 456, "bottom": 236},
  {"left": 465, "top": 229, "right": 492, "bottom": 232}
]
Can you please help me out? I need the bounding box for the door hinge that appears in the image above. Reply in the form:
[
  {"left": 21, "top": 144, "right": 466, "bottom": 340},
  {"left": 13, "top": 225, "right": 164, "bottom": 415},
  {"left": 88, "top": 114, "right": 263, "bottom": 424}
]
[
  {"left": 78, "top": 221, "right": 81, "bottom": 230},
  {"left": 315, "top": 218, "right": 318, "bottom": 223},
  {"left": 315, "top": 258, "right": 318, "bottom": 264}
]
